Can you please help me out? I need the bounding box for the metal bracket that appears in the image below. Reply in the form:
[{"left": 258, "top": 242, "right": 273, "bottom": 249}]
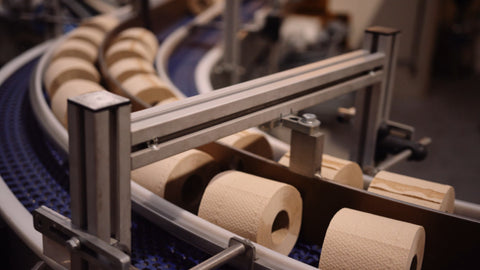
[
  {"left": 33, "top": 206, "right": 130, "bottom": 270},
  {"left": 282, "top": 113, "right": 324, "bottom": 178}
]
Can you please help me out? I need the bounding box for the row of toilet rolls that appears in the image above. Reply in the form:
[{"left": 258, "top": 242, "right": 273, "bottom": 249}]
[
  {"left": 104, "top": 27, "right": 179, "bottom": 108},
  {"left": 46, "top": 14, "right": 119, "bottom": 127}
]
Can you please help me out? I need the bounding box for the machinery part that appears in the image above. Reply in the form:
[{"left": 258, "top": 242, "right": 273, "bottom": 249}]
[
  {"left": 33, "top": 206, "right": 130, "bottom": 270},
  {"left": 191, "top": 237, "right": 255, "bottom": 270},
  {"left": 375, "top": 122, "right": 428, "bottom": 163},
  {"left": 282, "top": 113, "right": 324, "bottom": 178}
]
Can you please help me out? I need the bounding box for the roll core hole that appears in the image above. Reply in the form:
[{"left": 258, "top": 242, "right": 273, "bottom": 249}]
[
  {"left": 410, "top": 255, "right": 417, "bottom": 270},
  {"left": 271, "top": 210, "right": 289, "bottom": 244},
  {"left": 181, "top": 174, "right": 203, "bottom": 204}
]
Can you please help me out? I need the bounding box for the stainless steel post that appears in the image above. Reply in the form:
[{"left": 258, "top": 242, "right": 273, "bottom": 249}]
[
  {"left": 68, "top": 91, "right": 131, "bottom": 268},
  {"left": 223, "top": 0, "right": 241, "bottom": 84},
  {"left": 352, "top": 26, "right": 400, "bottom": 170}
]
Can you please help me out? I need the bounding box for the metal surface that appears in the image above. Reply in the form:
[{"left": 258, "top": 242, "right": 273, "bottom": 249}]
[
  {"left": 190, "top": 237, "right": 254, "bottom": 270},
  {"left": 222, "top": 0, "right": 241, "bottom": 84},
  {"left": 33, "top": 206, "right": 130, "bottom": 270},
  {"left": 282, "top": 114, "right": 324, "bottom": 178},
  {"left": 68, "top": 90, "right": 131, "bottom": 251},
  {"left": 130, "top": 52, "right": 385, "bottom": 169}
]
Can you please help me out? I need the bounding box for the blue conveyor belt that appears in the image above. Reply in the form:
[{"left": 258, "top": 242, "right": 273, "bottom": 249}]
[{"left": 0, "top": 55, "right": 321, "bottom": 269}]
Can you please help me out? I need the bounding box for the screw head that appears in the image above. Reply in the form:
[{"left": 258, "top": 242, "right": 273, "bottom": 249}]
[
  {"left": 66, "top": 237, "right": 80, "bottom": 251},
  {"left": 301, "top": 113, "right": 317, "bottom": 124}
]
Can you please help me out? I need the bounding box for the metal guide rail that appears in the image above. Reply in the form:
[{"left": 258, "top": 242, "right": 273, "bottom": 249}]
[{"left": 34, "top": 27, "right": 402, "bottom": 269}]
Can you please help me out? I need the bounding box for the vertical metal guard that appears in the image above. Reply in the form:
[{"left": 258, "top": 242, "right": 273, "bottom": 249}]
[
  {"left": 68, "top": 90, "right": 131, "bottom": 268},
  {"left": 223, "top": 0, "right": 241, "bottom": 84},
  {"left": 353, "top": 26, "right": 400, "bottom": 171}
]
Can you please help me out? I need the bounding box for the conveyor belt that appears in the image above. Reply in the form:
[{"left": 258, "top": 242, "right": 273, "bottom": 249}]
[
  {"left": 0, "top": 36, "right": 322, "bottom": 270},
  {"left": 0, "top": 57, "right": 214, "bottom": 269}
]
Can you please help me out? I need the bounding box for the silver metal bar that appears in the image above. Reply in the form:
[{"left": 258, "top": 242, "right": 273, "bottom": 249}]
[
  {"left": 223, "top": 0, "right": 241, "bottom": 83},
  {"left": 110, "top": 105, "right": 132, "bottom": 253},
  {"left": 352, "top": 27, "right": 400, "bottom": 169},
  {"left": 131, "top": 52, "right": 385, "bottom": 145},
  {"left": 84, "top": 109, "right": 111, "bottom": 242},
  {"left": 190, "top": 242, "right": 245, "bottom": 270},
  {"left": 375, "top": 137, "right": 431, "bottom": 172},
  {"left": 131, "top": 71, "right": 384, "bottom": 169},
  {"left": 67, "top": 91, "right": 131, "bottom": 268}
]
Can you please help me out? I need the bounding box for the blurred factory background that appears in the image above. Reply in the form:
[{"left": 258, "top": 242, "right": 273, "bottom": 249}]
[{"left": 0, "top": 0, "right": 478, "bottom": 206}]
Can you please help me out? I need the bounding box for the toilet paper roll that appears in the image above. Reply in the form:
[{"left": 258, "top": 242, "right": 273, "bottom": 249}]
[
  {"left": 108, "top": 57, "right": 155, "bottom": 83},
  {"left": 51, "top": 39, "right": 98, "bottom": 63},
  {"left": 114, "top": 27, "right": 158, "bottom": 57},
  {"left": 131, "top": 149, "right": 218, "bottom": 213},
  {"left": 368, "top": 171, "right": 455, "bottom": 213},
  {"left": 319, "top": 208, "right": 425, "bottom": 270},
  {"left": 122, "top": 74, "right": 176, "bottom": 106},
  {"left": 198, "top": 170, "right": 302, "bottom": 255},
  {"left": 80, "top": 14, "right": 119, "bottom": 33},
  {"left": 153, "top": 97, "right": 179, "bottom": 106},
  {"left": 217, "top": 130, "right": 274, "bottom": 159},
  {"left": 187, "top": 0, "right": 218, "bottom": 14},
  {"left": 67, "top": 26, "right": 105, "bottom": 48},
  {"left": 51, "top": 80, "right": 104, "bottom": 127},
  {"left": 44, "top": 57, "right": 100, "bottom": 96},
  {"left": 278, "top": 152, "right": 363, "bottom": 189},
  {"left": 105, "top": 39, "right": 155, "bottom": 66}
]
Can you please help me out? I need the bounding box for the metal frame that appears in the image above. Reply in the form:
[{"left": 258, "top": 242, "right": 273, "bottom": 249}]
[{"left": 36, "top": 27, "right": 402, "bottom": 269}]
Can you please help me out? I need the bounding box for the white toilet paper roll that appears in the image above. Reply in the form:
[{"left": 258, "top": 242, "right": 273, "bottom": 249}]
[
  {"left": 121, "top": 73, "right": 176, "bottom": 106},
  {"left": 108, "top": 57, "right": 155, "bottom": 83},
  {"left": 114, "top": 27, "right": 158, "bottom": 57},
  {"left": 51, "top": 39, "right": 98, "bottom": 63},
  {"left": 198, "top": 170, "right": 302, "bottom": 255},
  {"left": 44, "top": 57, "right": 100, "bottom": 96},
  {"left": 278, "top": 152, "right": 363, "bottom": 188},
  {"left": 319, "top": 208, "right": 425, "bottom": 270},
  {"left": 80, "top": 14, "right": 119, "bottom": 33},
  {"left": 368, "top": 171, "right": 455, "bottom": 213},
  {"left": 217, "top": 130, "right": 274, "bottom": 159},
  {"left": 131, "top": 149, "right": 218, "bottom": 213},
  {"left": 51, "top": 80, "right": 104, "bottom": 127},
  {"left": 67, "top": 26, "right": 105, "bottom": 48},
  {"left": 105, "top": 39, "right": 155, "bottom": 66}
]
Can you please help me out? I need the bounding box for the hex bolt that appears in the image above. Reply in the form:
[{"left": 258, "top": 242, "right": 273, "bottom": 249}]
[
  {"left": 301, "top": 113, "right": 317, "bottom": 124},
  {"left": 66, "top": 237, "right": 81, "bottom": 251}
]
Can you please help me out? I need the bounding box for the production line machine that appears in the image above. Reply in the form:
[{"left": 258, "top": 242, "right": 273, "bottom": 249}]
[{"left": 1, "top": 0, "right": 480, "bottom": 269}]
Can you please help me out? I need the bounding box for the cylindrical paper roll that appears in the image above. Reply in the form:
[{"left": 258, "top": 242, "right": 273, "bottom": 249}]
[
  {"left": 368, "top": 171, "right": 455, "bottom": 213},
  {"left": 122, "top": 74, "right": 176, "bottom": 106},
  {"left": 319, "top": 208, "right": 425, "bottom": 270},
  {"left": 67, "top": 26, "right": 105, "bottom": 48},
  {"left": 44, "top": 57, "right": 100, "bottom": 96},
  {"left": 278, "top": 152, "right": 363, "bottom": 189},
  {"left": 108, "top": 57, "right": 155, "bottom": 83},
  {"left": 51, "top": 80, "right": 104, "bottom": 127},
  {"left": 153, "top": 97, "right": 179, "bottom": 106},
  {"left": 198, "top": 170, "right": 302, "bottom": 255},
  {"left": 80, "top": 14, "right": 119, "bottom": 33},
  {"left": 51, "top": 39, "right": 98, "bottom": 63},
  {"left": 114, "top": 27, "right": 158, "bottom": 57},
  {"left": 217, "top": 130, "right": 274, "bottom": 159},
  {"left": 105, "top": 40, "right": 154, "bottom": 66},
  {"left": 131, "top": 149, "right": 218, "bottom": 213},
  {"left": 187, "top": 0, "right": 218, "bottom": 14}
]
